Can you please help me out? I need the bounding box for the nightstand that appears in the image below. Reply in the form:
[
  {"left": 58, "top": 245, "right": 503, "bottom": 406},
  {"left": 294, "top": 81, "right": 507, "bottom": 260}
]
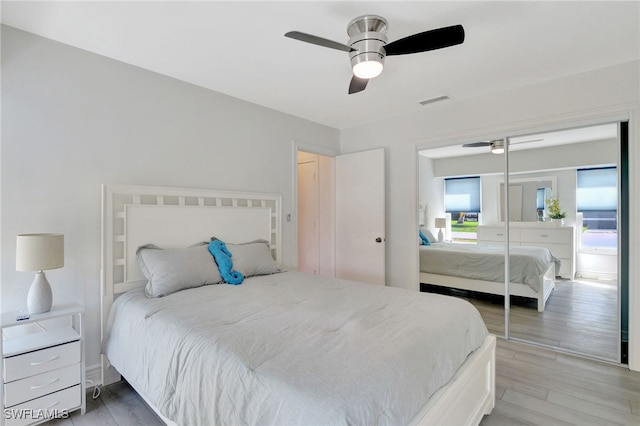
[{"left": 1, "top": 303, "right": 85, "bottom": 426}]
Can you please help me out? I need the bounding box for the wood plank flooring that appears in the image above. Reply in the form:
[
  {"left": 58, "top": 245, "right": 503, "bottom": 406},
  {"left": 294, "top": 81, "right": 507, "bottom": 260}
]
[
  {"left": 482, "top": 338, "right": 639, "bottom": 426},
  {"left": 48, "top": 337, "right": 639, "bottom": 426},
  {"left": 422, "top": 278, "right": 620, "bottom": 361}
]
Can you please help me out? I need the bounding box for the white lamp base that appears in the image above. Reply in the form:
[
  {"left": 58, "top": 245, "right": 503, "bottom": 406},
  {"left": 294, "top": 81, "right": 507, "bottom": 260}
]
[
  {"left": 438, "top": 228, "right": 444, "bottom": 242},
  {"left": 27, "top": 271, "right": 52, "bottom": 314}
]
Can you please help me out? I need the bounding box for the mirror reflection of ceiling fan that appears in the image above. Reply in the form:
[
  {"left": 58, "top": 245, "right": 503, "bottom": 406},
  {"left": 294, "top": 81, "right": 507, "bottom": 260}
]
[
  {"left": 285, "top": 15, "right": 465, "bottom": 94},
  {"left": 462, "top": 138, "right": 544, "bottom": 154}
]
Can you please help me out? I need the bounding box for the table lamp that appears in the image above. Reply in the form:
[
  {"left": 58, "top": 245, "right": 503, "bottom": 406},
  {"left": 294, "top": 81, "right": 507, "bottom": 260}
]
[
  {"left": 16, "top": 233, "right": 64, "bottom": 314},
  {"left": 435, "top": 218, "right": 446, "bottom": 242}
]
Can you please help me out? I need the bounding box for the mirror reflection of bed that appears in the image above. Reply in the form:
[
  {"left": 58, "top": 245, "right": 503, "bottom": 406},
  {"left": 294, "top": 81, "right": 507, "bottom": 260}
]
[{"left": 418, "top": 122, "right": 622, "bottom": 362}]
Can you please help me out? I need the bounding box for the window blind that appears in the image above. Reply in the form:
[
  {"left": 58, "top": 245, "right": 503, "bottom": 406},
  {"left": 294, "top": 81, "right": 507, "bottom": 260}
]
[{"left": 445, "top": 177, "right": 481, "bottom": 213}]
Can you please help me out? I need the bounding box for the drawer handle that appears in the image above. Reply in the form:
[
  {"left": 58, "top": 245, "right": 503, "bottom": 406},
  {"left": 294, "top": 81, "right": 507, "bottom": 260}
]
[
  {"left": 30, "top": 378, "right": 59, "bottom": 390},
  {"left": 30, "top": 355, "right": 59, "bottom": 366},
  {"left": 539, "top": 234, "right": 549, "bottom": 237},
  {"left": 496, "top": 233, "right": 504, "bottom": 236}
]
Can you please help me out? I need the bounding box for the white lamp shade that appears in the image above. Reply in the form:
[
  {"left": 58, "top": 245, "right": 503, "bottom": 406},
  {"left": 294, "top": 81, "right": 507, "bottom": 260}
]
[
  {"left": 16, "top": 234, "right": 64, "bottom": 271},
  {"left": 434, "top": 218, "right": 447, "bottom": 229}
]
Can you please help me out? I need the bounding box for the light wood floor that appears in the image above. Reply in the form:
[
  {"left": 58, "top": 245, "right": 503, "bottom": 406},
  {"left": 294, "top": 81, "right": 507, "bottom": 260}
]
[
  {"left": 483, "top": 338, "right": 639, "bottom": 426},
  {"left": 423, "top": 278, "right": 620, "bottom": 361},
  {"left": 48, "top": 337, "right": 639, "bottom": 426}
]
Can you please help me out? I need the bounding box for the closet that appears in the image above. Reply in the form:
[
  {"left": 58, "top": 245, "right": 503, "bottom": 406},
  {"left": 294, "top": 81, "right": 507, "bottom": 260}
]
[{"left": 418, "top": 120, "right": 628, "bottom": 363}]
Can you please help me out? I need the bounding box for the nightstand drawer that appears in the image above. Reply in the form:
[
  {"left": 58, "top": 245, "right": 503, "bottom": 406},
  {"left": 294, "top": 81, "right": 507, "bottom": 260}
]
[
  {"left": 3, "top": 384, "right": 81, "bottom": 426},
  {"left": 3, "top": 341, "right": 80, "bottom": 383},
  {"left": 4, "top": 363, "right": 80, "bottom": 407}
]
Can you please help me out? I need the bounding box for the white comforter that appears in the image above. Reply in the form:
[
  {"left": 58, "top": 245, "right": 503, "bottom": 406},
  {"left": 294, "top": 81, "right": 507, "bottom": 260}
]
[
  {"left": 103, "top": 271, "right": 488, "bottom": 425},
  {"left": 420, "top": 242, "right": 560, "bottom": 292}
]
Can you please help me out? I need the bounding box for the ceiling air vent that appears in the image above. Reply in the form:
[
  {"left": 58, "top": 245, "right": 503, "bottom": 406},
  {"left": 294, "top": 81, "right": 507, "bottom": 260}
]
[{"left": 418, "top": 95, "right": 450, "bottom": 106}]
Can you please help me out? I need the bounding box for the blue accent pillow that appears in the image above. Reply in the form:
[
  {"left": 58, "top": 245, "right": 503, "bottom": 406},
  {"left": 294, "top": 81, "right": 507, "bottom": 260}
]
[{"left": 419, "top": 230, "right": 431, "bottom": 246}]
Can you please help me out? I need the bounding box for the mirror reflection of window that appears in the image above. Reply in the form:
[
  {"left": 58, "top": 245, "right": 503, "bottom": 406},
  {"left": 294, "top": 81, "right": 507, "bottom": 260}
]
[
  {"left": 577, "top": 166, "right": 618, "bottom": 249},
  {"left": 444, "top": 176, "right": 480, "bottom": 243}
]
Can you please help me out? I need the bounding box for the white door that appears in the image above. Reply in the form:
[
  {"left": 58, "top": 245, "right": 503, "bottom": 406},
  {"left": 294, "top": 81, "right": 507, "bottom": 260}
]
[
  {"left": 298, "top": 157, "right": 319, "bottom": 274},
  {"left": 335, "top": 148, "right": 385, "bottom": 285}
]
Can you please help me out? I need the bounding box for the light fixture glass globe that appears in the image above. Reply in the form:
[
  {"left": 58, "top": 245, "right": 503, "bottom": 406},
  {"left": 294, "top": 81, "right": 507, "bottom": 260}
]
[
  {"left": 353, "top": 60, "right": 383, "bottom": 79},
  {"left": 491, "top": 140, "right": 505, "bottom": 154}
]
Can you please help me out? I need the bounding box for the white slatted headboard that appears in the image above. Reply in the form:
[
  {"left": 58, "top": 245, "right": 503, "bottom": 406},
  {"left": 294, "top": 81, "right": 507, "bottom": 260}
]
[{"left": 100, "top": 184, "right": 281, "bottom": 385}]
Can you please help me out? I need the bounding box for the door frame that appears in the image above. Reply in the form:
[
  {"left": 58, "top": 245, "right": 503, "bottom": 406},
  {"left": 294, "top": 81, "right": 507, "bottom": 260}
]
[{"left": 291, "top": 141, "right": 339, "bottom": 271}]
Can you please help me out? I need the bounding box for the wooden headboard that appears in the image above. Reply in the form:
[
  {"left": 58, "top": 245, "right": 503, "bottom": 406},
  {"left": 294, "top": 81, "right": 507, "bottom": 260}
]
[{"left": 100, "top": 184, "right": 281, "bottom": 384}]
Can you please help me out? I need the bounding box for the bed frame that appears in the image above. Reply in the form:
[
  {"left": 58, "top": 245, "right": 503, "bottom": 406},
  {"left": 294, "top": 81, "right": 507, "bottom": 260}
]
[
  {"left": 420, "top": 262, "right": 556, "bottom": 312},
  {"left": 101, "top": 184, "right": 495, "bottom": 425}
]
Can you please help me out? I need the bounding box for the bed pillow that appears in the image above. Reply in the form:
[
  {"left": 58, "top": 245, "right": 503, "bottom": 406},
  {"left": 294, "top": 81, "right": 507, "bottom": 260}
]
[
  {"left": 422, "top": 229, "right": 439, "bottom": 243},
  {"left": 137, "top": 243, "right": 222, "bottom": 298},
  {"left": 419, "top": 230, "right": 431, "bottom": 246},
  {"left": 213, "top": 238, "right": 280, "bottom": 278}
]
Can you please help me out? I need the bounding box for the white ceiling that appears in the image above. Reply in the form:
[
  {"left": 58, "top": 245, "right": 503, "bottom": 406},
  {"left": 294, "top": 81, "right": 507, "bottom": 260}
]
[{"left": 2, "top": 1, "right": 639, "bottom": 130}]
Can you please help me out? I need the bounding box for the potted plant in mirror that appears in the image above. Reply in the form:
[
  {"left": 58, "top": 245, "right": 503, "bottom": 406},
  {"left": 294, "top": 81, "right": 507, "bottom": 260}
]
[{"left": 546, "top": 196, "right": 566, "bottom": 225}]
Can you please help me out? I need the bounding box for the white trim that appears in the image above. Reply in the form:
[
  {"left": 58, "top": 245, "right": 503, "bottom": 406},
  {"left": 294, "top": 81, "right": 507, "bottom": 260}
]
[
  {"left": 624, "top": 107, "right": 639, "bottom": 371},
  {"left": 575, "top": 272, "right": 618, "bottom": 282}
]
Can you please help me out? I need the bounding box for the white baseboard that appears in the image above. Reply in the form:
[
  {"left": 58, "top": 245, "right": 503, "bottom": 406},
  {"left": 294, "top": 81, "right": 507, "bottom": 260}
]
[
  {"left": 85, "top": 364, "right": 103, "bottom": 388},
  {"left": 575, "top": 271, "right": 618, "bottom": 281}
]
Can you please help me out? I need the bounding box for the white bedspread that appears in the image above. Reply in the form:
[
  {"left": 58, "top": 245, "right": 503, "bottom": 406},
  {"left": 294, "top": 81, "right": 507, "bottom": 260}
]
[
  {"left": 419, "top": 242, "right": 560, "bottom": 292},
  {"left": 103, "top": 271, "right": 488, "bottom": 425}
]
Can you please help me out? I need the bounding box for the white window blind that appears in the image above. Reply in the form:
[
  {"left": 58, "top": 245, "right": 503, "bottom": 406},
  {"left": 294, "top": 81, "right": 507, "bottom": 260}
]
[{"left": 445, "top": 177, "right": 481, "bottom": 213}]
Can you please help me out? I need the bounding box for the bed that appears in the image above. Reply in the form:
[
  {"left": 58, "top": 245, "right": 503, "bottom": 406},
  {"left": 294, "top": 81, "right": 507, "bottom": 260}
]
[
  {"left": 419, "top": 235, "right": 559, "bottom": 312},
  {"left": 100, "top": 184, "right": 496, "bottom": 425}
]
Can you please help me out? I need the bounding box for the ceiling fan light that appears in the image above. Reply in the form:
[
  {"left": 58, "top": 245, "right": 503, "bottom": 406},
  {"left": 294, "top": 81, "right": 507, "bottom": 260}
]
[
  {"left": 353, "top": 60, "right": 384, "bottom": 79},
  {"left": 491, "top": 140, "right": 505, "bottom": 154}
]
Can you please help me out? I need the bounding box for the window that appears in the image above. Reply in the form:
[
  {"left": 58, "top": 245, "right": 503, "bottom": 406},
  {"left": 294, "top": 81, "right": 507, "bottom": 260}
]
[
  {"left": 577, "top": 167, "right": 617, "bottom": 249},
  {"left": 445, "top": 177, "right": 480, "bottom": 243}
]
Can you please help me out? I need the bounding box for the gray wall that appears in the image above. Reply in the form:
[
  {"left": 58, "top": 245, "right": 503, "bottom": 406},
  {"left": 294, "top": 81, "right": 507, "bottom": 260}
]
[{"left": 1, "top": 26, "right": 339, "bottom": 371}]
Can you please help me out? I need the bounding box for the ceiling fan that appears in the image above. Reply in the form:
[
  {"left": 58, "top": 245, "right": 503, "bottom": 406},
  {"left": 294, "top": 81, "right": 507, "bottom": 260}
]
[
  {"left": 462, "top": 140, "right": 505, "bottom": 154},
  {"left": 285, "top": 15, "right": 465, "bottom": 94},
  {"left": 462, "top": 138, "right": 544, "bottom": 154}
]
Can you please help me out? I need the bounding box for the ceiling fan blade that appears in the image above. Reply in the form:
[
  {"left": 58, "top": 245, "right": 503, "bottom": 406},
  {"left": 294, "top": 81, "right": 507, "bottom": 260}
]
[
  {"left": 348, "top": 76, "right": 368, "bottom": 94},
  {"left": 284, "top": 31, "right": 353, "bottom": 52},
  {"left": 385, "top": 25, "right": 465, "bottom": 56},
  {"left": 510, "top": 138, "right": 544, "bottom": 145},
  {"left": 462, "top": 142, "right": 491, "bottom": 148}
]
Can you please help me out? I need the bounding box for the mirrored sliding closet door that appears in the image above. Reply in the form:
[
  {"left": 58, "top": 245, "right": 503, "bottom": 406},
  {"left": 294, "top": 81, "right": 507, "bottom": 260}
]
[
  {"left": 418, "top": 121, "right": 628, "bottom": 363},
  {"left": 505, "top": 123, "right": 625, "bottom": 363},
  {"left": 418, "top": 140, "right": 507, "bottom": 338}
]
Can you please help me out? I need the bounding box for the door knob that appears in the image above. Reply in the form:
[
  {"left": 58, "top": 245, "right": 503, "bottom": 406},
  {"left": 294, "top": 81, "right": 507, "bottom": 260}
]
[{"left": 375, "top": 237, "right": 383, "bottom": 243}]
